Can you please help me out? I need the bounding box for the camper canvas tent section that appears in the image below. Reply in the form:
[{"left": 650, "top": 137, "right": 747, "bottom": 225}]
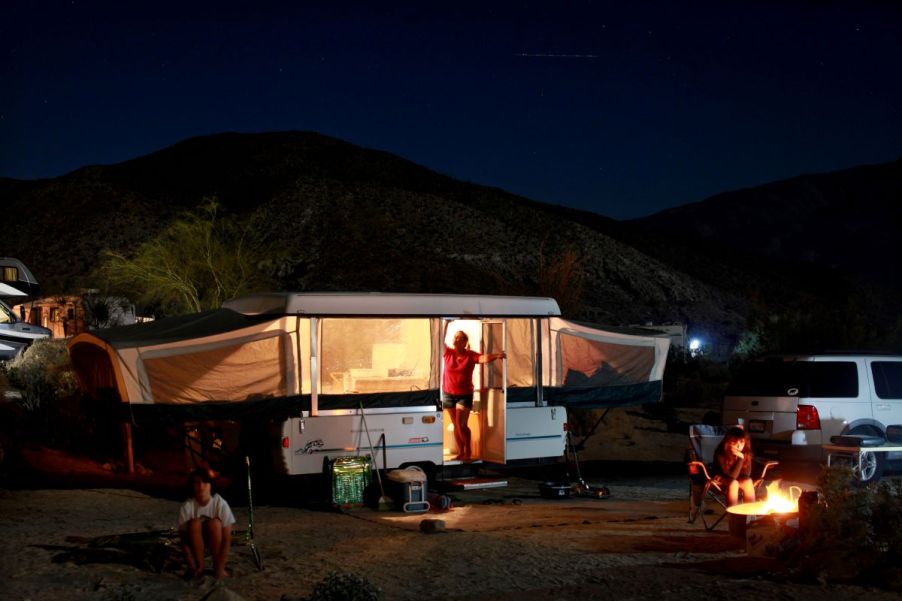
[
  {"left": 543, "top": 318, "right": 670, "bottom": 409},
  {"left": 66, "top": 293, "right": 669, "bottom": 476},
  {"left": 67, "top": 309, "right": 306, "bottom": 418}
]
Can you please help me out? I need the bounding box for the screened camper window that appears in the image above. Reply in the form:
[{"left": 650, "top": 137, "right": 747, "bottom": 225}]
[
  {"left": 504, "top": 318, "right": 535, "bottom": 388},
  {"left": 2, "top": 267, "right": 16, "bottom": 282},
  {"left": 144, "top": 334, "right": 292, "bottom": 403},
  {"left": 559, "top": 333, "right": 653, "bottom": 387},
  {"left": 320, "top": 318, "right": 432, "bottom": 394}
]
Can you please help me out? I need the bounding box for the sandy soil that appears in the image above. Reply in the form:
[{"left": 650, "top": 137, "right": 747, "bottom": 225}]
[
  {"left": 2, "top": 400, "right": 897, "bottom": 600},
  {"left": 1, "top": 471, "right": 899, "bottom": 601}
]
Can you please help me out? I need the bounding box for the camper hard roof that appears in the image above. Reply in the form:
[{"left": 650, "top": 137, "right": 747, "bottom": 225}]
[{"left": 223, "top": 292, "right": 562, "bottom": 317}]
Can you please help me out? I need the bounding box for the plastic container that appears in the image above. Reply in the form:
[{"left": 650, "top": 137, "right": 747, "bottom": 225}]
[
  {"left": 331, "top": 456, "right": 372, "bottom": 507},
  {"left": 386, "top": 466, "right": 429, "bottom": 512},
  {"left": 538, "top": 481, "right": 571, "bottom": 499}
]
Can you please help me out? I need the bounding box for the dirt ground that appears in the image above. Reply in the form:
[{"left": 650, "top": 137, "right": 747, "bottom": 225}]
[
  {"left": 2, "top": 401, "right": 900, "bottom": 600},
  {"left": 2, "top": 467, "right": 901, "bottom": 601}
]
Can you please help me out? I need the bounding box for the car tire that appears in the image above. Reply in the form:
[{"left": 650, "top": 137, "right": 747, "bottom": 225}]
[
  {"left": 848, "top": 426, "right": 886, "bottom": 484},
  {"left": 853, "top": 450, "right": 886, "bottom": 484}
]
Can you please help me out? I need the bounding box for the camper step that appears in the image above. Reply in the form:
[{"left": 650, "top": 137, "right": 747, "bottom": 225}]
[
  {"left": 443, "top": 458, "right": 483, "bottom": 466},
  {"left": 444, "top": 477, "right": 508, "bottom": 491}
]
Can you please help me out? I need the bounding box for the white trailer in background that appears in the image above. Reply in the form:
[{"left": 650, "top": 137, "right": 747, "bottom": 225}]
[
  {"left": 68, "top": 293, "right": 669, "bottom": 475},
  {"left": 1, "top": 258, "right": 51, "bottom": 360}
]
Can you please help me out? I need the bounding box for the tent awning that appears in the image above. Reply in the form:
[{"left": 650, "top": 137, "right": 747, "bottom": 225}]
[{"left": 0, "top": 282, "right": 26, "bottom": 298}]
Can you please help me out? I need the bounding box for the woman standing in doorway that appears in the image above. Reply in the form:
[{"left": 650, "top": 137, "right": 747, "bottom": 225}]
[{"left": 442, "top": 323, "right": 505, "bottom": 461}]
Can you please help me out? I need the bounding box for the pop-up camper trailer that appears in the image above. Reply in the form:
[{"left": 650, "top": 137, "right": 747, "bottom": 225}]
[{"left": 67, "top": 293, "right": 669, "bottom": 475}]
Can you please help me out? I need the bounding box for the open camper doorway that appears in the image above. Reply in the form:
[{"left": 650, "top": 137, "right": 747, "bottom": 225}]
[
  {"left": 441, "top": 319, "right": 507, "bottom": 464},
  {"left": 480, "top": 320, "right": 507, "bottom": 464}
]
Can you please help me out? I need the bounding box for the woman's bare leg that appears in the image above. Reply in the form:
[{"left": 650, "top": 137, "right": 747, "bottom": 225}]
[
  {"left": 457, "top": 406, "right": 472, "bottom": 459},
  {"left": 740, "top": 478, "right": 756, "bottom": 503},
  {"left": 727, "top": 480, "right": 740, "bottom": 506},
  {"left": 446, "top": 408, "right": 463, "bottom": 459}
]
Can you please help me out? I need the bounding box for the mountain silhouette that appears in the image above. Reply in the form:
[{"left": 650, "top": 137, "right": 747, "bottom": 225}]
[{"left": 4, "top": 132, "right": 899, "bottom": 352}]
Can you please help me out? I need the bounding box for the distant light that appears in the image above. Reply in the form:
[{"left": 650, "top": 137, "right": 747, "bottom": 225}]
[{"left": 689, "top": 338, "right": 701, "bottom": 351}]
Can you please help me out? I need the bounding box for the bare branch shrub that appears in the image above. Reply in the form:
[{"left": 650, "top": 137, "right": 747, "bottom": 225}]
[{"left": 537, "top": 243, "right": 585, "bottom": 317}]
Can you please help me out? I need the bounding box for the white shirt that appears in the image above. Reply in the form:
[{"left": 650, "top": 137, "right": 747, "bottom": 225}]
[{"left": 178, "top": 493, "right": 236, "bottom": 530}]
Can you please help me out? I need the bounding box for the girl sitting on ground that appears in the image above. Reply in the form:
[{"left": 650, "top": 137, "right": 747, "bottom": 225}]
[{"left": 178, "top": 467, "right": 235, "bottom": 579}]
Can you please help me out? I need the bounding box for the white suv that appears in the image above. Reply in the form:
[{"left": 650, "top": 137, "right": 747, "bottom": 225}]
[{"left": 722, "top": 354, "right": 902, "bottom": 482}]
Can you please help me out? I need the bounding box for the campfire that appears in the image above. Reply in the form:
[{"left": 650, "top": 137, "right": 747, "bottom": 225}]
[
  {"left": 727, "top": 481, "right": 801, "bottom": 517},
  {"left": 726, "top": 482, "right": 808, "bottom": 558}
]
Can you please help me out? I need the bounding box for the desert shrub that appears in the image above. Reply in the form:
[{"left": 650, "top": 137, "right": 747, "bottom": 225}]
[
  {"left": 6, "top": 339, "right": 79, "bottom": 411},
  {"left": 98, "top": 197, "right": 272, "bottom": 315},
  {"left": 0, "top": 364, "right": 8, "bottom": 387},
  {"left": 3, "top": 339, "right": 99, "bottom": 451},
  {"left": 282, "top": 571, "right": 384, "bottom": 601},
  {"left": 536, "top": 245, "right": 585, "bottom": 318},
  {"left": 794, "top": 465, "right": 902, "bottom": 589}
]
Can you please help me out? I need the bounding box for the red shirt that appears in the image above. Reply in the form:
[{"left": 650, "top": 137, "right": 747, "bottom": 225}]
[{"left": 443, "top": 346, "right": 481, "bottom": 395}]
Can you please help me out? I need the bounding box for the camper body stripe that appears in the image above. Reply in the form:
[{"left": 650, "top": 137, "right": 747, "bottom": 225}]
[{"left": 506, "top": 434, "right": 562, "bottom": 441}]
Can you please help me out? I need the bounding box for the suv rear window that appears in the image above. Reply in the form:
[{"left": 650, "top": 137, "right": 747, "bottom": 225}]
[
  {"left": 727, "top": 362, "right": 802, "bottom": 396},
  {"left": 727, "top": 361, "right": 858, "bottom": 398},
  {"left": 872, "top": 362, "right": 902, "bottom": 400}
]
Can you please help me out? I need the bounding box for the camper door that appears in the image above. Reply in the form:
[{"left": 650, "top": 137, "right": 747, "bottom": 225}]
[{"left": 481, "top": 320, "right": 507, "bottom": 464}]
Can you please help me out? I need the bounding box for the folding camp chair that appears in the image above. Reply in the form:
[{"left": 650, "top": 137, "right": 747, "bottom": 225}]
[{"left": 686, "top": 424, "right": 779, "bottom": 531}]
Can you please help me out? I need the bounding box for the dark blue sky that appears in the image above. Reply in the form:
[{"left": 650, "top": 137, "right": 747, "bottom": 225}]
[{"left": 3, "top": 1, "right": 901, "bottom": 219}]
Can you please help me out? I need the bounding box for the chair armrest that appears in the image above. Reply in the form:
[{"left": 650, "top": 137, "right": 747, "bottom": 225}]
[
  {"left": 688, "top": 461, "right": 712, "bottom": 480},
  {"left": 758, "top": 460, "right": 779, "bottom": 479}
]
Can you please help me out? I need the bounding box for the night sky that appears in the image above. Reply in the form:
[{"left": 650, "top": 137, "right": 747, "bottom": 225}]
[{"left": 3, "top": 1, "right": 901, "bottom": 219}]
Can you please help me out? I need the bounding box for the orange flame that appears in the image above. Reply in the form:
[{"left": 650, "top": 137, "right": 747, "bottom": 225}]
[
  {"left": 727, "top": 481, "right": 801, "bottom": 516},
  {"left": 758, "top": 481, "right": 799, "bottom": 514}
]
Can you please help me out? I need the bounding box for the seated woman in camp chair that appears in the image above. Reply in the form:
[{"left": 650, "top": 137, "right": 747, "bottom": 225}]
[{"left": 712, "top": 426, "right": 755, "bottom": 506}]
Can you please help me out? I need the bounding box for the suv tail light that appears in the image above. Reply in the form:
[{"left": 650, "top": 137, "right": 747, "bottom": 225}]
[{"left": 796, "top": 404, "right": 821, "bottom": 430}]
